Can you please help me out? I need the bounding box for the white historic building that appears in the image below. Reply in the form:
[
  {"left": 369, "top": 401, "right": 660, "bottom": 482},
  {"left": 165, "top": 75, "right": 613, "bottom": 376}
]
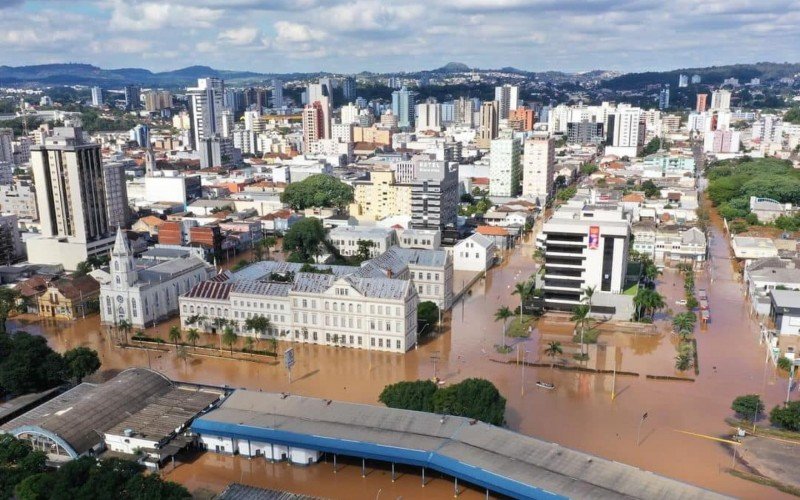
[
  {"left": 100, "top": 228, "right": 215, "bottom": 328},
  {"left": 179, "top": 261, "right": 419, "bottom": 353},
  {"left": 454, "top": 233, "right": 496, "bottom": 272}
]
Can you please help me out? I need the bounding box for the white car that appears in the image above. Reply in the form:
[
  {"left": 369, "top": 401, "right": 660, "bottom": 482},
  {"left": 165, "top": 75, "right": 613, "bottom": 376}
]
[{"left": 675, "top": 299, "right": 687, "bottom": 306}]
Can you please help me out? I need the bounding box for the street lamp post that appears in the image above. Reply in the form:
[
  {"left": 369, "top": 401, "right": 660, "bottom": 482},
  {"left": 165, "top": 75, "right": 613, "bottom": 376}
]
[
  {"left": 637, "top": 411, "right": 649, "bottom": 446},
  {"left": 521, "top": 348, "right": 530, "bottom": 396}
]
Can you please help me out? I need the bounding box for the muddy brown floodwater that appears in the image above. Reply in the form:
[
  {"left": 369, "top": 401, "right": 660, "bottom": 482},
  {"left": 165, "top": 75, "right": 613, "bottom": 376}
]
[{"left": 12, "top": 203, "right": 794, "bottom": 499}]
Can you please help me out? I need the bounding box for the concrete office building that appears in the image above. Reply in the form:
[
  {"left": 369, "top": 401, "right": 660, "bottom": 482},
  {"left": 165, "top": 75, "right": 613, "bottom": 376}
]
[
  {"left": 477, "top": 101, "right": 499, "bottom": 149},
  {"left": 658, "top": 86, "right": 670, "bottom": 110},
  {"left": 129, "top": 124, "right": 150, "bottom": 148},
  {"left": 103, "top": 161, "right": 129, "bottom": 230},
  {"left": 454, "top": 97, "right": 474, "bottom": 127},
  {"left": 489, "top": 135, "right": 521, "bottom": 197},
  {"left": 27, "top": 128, "right": 115, "bottom": 270},
  {"left": 494, "top": 84, "right": 519, "bottom": 119},
  {"left": 540, "top": 204, "right": 632, "bottom": 318},
  {"left": 522, "top": 133, "right": 555, "bottom": 205},
  {"left": 0, "top": 179, "right": 38, "bottom": 221},
  {"left": 187, "top": 78, "right": 225, "bottom": 150},
  {"left": 391, "top": 86, "right": 417, "bottom": 129},
  {"left": 342, "top": 76, "right": 356, "bottom": 101},
  {"left": 199, "top": 135, "right": 241, "bottom": 169},
  {"left": 91, "top": 86, "right": 103, "bottom": 107},
  {"left": 143, "top": 91, "right": 172, "bottom": 112}
]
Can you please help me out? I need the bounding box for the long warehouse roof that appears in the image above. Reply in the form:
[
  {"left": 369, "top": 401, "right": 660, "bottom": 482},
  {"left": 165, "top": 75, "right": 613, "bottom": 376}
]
[{"left": 192, "top": 391, "right": 728, "bottom": 500}]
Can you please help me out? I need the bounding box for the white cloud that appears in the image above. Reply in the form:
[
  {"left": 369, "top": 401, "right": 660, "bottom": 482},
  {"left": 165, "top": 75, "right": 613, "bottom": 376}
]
[
  {"left": 109, "top": 1, "right": 221, "bottom": 31},
  {"left": 273, "top": 21, "right": 326, "bottom": 43},
  {"left": 218, "top": 27, "right": 261, "bottom": 46}
]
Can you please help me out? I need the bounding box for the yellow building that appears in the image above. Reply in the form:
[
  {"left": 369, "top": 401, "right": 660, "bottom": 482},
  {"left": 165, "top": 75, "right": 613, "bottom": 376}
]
[
  {"left": 353, "top": 125, "right": 392, "bottom": 146},
  {"left": 351, "top": 170, "right": 412, "bottom": 221},
  {"left": 37, "top": 275, "right": 100, "bottom": 320}
]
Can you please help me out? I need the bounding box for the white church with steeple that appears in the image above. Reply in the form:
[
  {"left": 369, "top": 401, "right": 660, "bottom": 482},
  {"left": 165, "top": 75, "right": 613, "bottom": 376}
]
[{"left": 100, "top": 228, "right": 215, "bottom": 328}]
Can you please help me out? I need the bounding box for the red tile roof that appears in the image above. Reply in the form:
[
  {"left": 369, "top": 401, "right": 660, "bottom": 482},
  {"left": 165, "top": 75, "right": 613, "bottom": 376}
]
[{"left": 476, "top": 225, "right": 510, "bottom": 236}]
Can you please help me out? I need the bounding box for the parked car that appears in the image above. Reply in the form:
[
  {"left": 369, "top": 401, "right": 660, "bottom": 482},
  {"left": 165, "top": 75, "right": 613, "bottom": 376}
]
[{"left": 675, "top": 299, "right": 687, "bottom": 306}]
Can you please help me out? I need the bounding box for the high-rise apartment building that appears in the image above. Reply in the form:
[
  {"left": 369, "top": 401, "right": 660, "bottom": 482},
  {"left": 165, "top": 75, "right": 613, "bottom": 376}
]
[
  {"left": 508, "top": 107, "right": 536, "bottom": 132},
  {"left": 494, "top": 84, "right": 519, "bottom": 119},
  {"left": 522, "top": 133, "right": 555, "bottom": 205},
  {"left": 391, "top": 86, "right": 417, "bottom": 129},
  {"left": 199, "top": 135, "right": 241, "bottom": 169},
  {"left": 696, "top": 94, "right": 708, "bottom": 113},
  {"left": 302, "top": 102, "right": 325, "bottom": 152},
  {"left": 27, "top": 128, "right": 115, "bottom": 269},
  {"left": 454, "top": 97, "right": 474, "bottom": 127},
  {"left": 342, "top": 76, "right": 356, "bottom": 101},
  {"left": 605, "top": 106, "right": 645, "bottom": 157},
  {"left": 489, "top": 135, "right": 521, "bottom": 197},
  {"left": 91, "top": 86, "right": 104, "bottom": 107},
  {"left": 129, "top": 124, "right": 150, "bottom": 148},
  {"left": 567, "top": 122, "right": 604, "bottom": 145},
  {"left": 415, "top": 102, "right": 442, "bottom": 132},
  {"left": 477, "top": 101, "right": 499, "bottom": 149},
  {"left": 678, "top": 74, "right": 689, "bottom": 88},
  {"left": 658, "top": 85, "right": 670, "bottom": 110},
  {"left": 143, "top": 90, "right": 172, "bottom": 112},
  {"left": 0, "top": 129, "right": 13, "bottom": 163},
  {"left": 123, "top": 85, "right": 141, "bottom": 110},
  {"left": 187, "top": 78, "right": 225, "bottom": 150},
  {"left": 341, "top": 103, "right": 360, "bottom": 125},
  {"left": 103, "top": 161, "right": 129, "bottom": 229},
  {"left": 271, "top": 79, "right": 283, "bottom": 108},
  {"left": 710, "top": 89, "right": 731, "bottom": 111}
]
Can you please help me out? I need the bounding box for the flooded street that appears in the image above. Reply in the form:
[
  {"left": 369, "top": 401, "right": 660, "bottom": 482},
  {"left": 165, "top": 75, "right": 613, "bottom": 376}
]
[{"left": 12, "top": 202, "right": 793, "bottom": 499}]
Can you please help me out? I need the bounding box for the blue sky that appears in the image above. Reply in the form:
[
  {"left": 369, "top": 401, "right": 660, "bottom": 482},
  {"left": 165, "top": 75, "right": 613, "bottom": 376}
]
[{"left": 1, "top": 0, "right": 799, "bottom": 74}]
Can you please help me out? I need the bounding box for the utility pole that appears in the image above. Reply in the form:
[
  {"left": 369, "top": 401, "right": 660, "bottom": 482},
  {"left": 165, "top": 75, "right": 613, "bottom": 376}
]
[
  {"left": 521, "top": 349, "right": 529, "bottom": 397},
  {"left": 611, "top": 367, "right": 617, "bottom": 401},
  {"left": 431, "top": 353, "right": 440, "bottom": 381}
]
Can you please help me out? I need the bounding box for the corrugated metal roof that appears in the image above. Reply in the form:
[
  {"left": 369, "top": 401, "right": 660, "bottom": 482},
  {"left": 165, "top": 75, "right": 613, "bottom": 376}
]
[
  {"left": 194, "top": 391, "right": 728, "bottom": 500},
  {"left": 184, "top": 281, "right": 234, "bottom": 300}
]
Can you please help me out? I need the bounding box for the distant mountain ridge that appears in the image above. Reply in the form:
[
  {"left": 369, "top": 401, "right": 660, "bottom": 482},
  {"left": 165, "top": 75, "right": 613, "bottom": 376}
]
[
  {"left": 0, "top": 63, "right": 267, "bottom": 87},
  {"left": 0, "top": 61, "right": 798, "bottom": 88}
]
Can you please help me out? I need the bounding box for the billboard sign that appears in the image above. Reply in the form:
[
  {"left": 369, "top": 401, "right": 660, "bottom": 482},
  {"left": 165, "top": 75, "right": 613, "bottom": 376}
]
[
  {"left": 284, "top": 347, "right": 295, "bottom": 370},
  {"left": 588, "top": 226, "right": 600, "bottom": 249}
]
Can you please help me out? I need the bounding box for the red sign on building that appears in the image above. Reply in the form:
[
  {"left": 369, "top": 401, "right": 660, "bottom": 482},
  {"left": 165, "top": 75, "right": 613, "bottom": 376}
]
[{"left": 588, "top": 226, "right": 600, "bottom": 249}]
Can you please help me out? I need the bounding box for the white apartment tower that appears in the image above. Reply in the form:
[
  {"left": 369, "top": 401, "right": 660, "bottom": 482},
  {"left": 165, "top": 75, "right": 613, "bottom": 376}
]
[
  {"left": 494, "top": 84, "right": 519, "bottom": 120},
  {"left": 710, "top": 89, "right": 732, "bottom": 111},
  {"left": 415, "top": 102, "right": 442, "bottom": 132},
  {"left": 606, "top": 106, "right": 644, "bottom": 157},
  {"left": 187, "top": 78, "right": 225, "bottom": 150},
  {"left": 489, "top": 135, "right": 521, "bottom": 197},
  {"left": 522, "top": 133, "right": 555, "bottom": 205}
]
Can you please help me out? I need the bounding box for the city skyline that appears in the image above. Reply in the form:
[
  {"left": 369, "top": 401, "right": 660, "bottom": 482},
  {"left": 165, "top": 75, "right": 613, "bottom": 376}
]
[{"left": 1, "top": 0, "right": 799, "bottom": 74}]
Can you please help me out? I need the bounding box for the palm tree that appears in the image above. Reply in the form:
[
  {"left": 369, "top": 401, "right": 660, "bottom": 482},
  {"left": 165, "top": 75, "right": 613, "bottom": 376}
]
[
  {"left": 634, "top": 288, "right": 666, "bottom": 320},
  {"left": 672, "top": 313, "right": 695, "bottom": 334},
  {"left": 117, "top": 319, "right": 133, "bottom": 344},
  {"left": 675, "top": 353, "right": 693, "bottom": 371},
  {"left": 582, "top": 285, "right": 596, "bottom": 312},
  {"left": 186, "top": 328, "right": 200, "bottom": 348},
  {"left": 222, "top": 326, "right": 237, "bottom": 354},
  {"left": 494, "top": 306, "right": 513, "bottom": 349},
  {"left": 544, "top": 341, "right": 563, "bottom": 369},
  {"left": 512, "top": 282, "right": 530, "bottom": 319},
  {"left": 168, "top": 325, "right": 182, "bottom": 349},
  {"left": 243, "top": 336, "right": 255, "bottom": 353},
  {"left": 570, "top": 304, "right": 592, "bottom": 357},
  {"left": 647, "top": 290, "right": 666, "bottom": 319},
  {"left": 778, "top": 356, "right": 793, "bottom": 372},
  {"left": 176, "top": 345, "right": 189, "bottom": 369}
]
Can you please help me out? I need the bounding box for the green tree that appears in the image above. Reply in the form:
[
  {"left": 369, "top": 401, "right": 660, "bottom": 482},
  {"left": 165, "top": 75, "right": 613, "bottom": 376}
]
[
  {"left": 494, "top": 306, "right": 513, "bottom": 349},
  {"left": 379, "top": 380, "right": 437, "bottom": 412},
  {"left": 186, "top": 328, "right": 200, "bottom": 347},
  {"left": 731, "top": 394, "right": 764, "bottom": 420},
  {"left": 544, "top": 341, "right": 563, "bottom": 369},
  {"left": 282, "top": 217, "right": 326, "bottom": 262},
  {"left": 117, "top": 319, "right": 133, "bottom": 344},
  {"left": 580, "top": 163, "right": 599, "bottom": 175},
  {"left": 73, "top": 261, "right": 93, "bottom": 277},
  {"left": 672, "top": 312, "right": 696, "bottom": 334},
  {"left": 570, "top": 304, "right": 593, "bottom": 357},
  {"left": 0, "top": 287, "right": 21, "bottom": 334},
  {"left": 512, "top": 282, "right": 531, "bottom": 319},
  {"left": 417, "top": 301, "right": 439, "bottom": 336},
  {"left": 355, "top": 239, "right": 376, "bottom": 262},
  {"left": 432, "top": 378, "right": 507, "bottom": 426},
  {"left": 777, "top": 356, "right": 793, "bottom": 372},
  {"left": 243, "top": 336, "right": 255, "bottom": 353},
  {"left": 244, "top": 315, "right": 272, "bottom": 338},
  {"left": 0, "top": 331, "right": 67, "bottom": 396},
  {"left": 63, "top": 347, "right": 101, "bottom": 383},
  {"left": 770, "top": 401, "right": 800, "bottom": 431},
  {"left": 785, "top": 107, "right": 800, "bottom": 124},
  {"left": 641, "top": 179, "right": 660, "bottom": 198},
  {"left": 0, "top": 435, "right": 47, "bottom": 499},
  {"left": 168, "top": 325, "right": 182, "bottom": 348},
  {"left": 675, "top": 352, "right": 693, "bottom": 371},
  {"left": 222, "top": 326, "right": 237, "bottom": 354},
  {"left": 640, "top": 137, "right": 661, "bottom": 156},
  {"left": 279, "top": 174, "right": 354, "bottom": 210}
]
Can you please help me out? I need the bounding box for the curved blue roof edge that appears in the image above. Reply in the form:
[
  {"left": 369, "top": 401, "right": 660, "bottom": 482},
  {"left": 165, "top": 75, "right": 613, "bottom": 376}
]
[
  {"left": 10, "top": 424, "right": 79, "bottom": 459},
  {"left": 191, "top": 419, "right": 565, "bottom": 500}
]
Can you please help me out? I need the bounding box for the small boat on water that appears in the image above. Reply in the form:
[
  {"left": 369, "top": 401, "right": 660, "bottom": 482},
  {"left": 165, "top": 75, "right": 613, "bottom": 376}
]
[{"left": 536, "top": 381, "right": 555, "bottom": 390}]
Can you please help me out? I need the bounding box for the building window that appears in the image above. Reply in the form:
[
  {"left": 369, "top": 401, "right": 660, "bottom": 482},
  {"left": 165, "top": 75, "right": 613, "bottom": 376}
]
[
  {"left": 396, "top": 340, "right": 401, "bottom": 349},
  {"left": 370, "top": 337, "right": 375, "bottom": 347}
]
